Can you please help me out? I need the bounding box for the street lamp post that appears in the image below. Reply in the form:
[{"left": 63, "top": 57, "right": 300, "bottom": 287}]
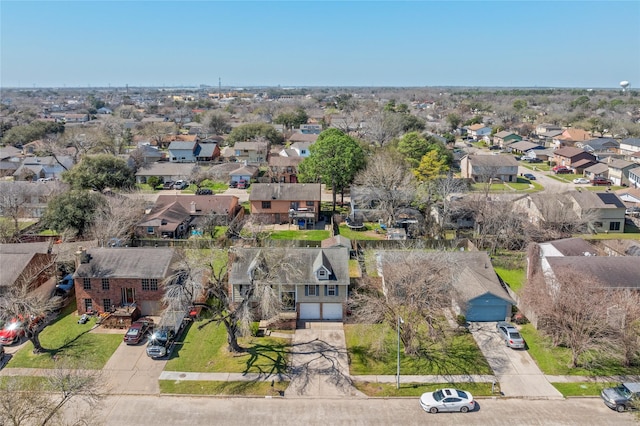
[{"left": 397, "top": 316, "right": 404, "bottom": 389}]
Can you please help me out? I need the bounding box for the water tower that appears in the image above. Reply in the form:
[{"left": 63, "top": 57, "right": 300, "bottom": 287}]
[{"left": 620, "top": 80, "right": 630, "bottom": 92}]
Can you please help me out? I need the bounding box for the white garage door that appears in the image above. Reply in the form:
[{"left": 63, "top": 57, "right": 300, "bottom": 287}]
[
  {"left": 299, "top": 303, "right": 320, "bottom": 320},
  {"left": 322, "top": 303, "right": 343, "bottom": 320}
]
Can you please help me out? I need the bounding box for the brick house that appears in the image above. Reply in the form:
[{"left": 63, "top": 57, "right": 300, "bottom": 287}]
[
  {"left": 73, "top": 247, "right": 178, "bottom": 316},
  {"left": 267, "top": 155, "right": 304, "bottom": 183},
  {"left": 248, "top": 183, "right": 322, "bottom": 226},
  {"left": 552, "top": 147, "right": 596, "bottom": 169},
  {"left": 0, "top": 242, "right": 55, "bottom": 296}
]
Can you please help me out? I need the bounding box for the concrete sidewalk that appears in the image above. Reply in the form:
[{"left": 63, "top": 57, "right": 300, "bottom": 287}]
[{"left": 352, "top": 375, "right": 496, "bottom": 384}]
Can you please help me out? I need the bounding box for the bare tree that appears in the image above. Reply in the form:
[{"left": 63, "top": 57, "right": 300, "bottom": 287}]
[
  {"left": 363, "top": 111, "right": 403, "bottom": 147},
  {"left": 163, "top": 247, "right": 304, "bottom": 353},
  {"left": 0, "top": 183, "right": 35, "bottom": 240},
  {"left": 0, "top": 360, "right": 104, "bottom": 426},
  {"left": 88, "top": 194, "right": 147, "bottom": 246},
  {"left": 350, "top": 251, "right": 454, "bottom": 356},
  {"left": 353, "top": 151, "right": 417, "bottom": 226},
  {"left": 521, "top": 267, "right": 616, "bottom": 368},
  {"left": 609, "top": 290, "right": 640, "bottom": 367}
]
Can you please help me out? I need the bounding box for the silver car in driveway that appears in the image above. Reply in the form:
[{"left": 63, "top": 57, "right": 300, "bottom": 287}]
[
  {"left": 419, "top": 388, "right": 475, "bottom": 414},
  {"left": 496, "top": 321, "right": 526, "bottom": 349}
]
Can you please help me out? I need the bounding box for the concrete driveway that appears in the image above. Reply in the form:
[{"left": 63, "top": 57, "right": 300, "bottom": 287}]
[
  {"left": 102, "top": 333, "right": 167, "bottom": 395},
  {"left": 286, "top": 322, "right": 364, "bottom": 398},
  {"left": 469, "top": 322, "right": 563, "bottom": 399}
]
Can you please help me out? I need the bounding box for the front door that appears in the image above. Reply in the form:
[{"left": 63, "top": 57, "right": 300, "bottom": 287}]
[{"left": 122, "top": 288, "right": 136, "bottom": 305}]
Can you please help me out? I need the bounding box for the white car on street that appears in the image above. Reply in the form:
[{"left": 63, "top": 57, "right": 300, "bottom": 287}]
[
  {"left": 573, "top": 178, "right": 590, "bottom": 184},
  {"left": 419, "top": 388, "right": 475, "bottom": 414}
]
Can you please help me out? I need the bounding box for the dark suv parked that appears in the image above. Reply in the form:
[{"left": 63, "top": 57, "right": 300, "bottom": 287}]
[
  {"left": 601, "top": 382, "right": 640, "bottom": 412},
  {"left": 196, "top": 188, "right": 213, "bottom": 195}
]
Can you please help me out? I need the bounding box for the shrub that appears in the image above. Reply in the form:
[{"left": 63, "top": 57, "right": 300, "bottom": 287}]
[{"left": 456, "top": 314, "right": 467, "bottom": 326}]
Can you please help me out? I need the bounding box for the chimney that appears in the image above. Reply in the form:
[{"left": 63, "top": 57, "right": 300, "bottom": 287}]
[{"left": 75, "top": 246, "right": 90, "bottom": 268}]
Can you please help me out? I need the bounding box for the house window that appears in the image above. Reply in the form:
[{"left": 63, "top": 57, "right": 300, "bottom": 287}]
[
  {"left": 101, "top": 278, "right": 110, "bottom": 290},
  {"left": 83, "top": 278, "right": 91, "bottom": 290},
  {"left": 103, "top": 299, "right": 112, "bottom": 312},
  {"left": 306, "top": 201, "right": 314, "bottom": 207},
  {"left": 84, "top": 298, "right": 93, "bottom": 312},
  {"left": 317, "top": 269, "right": 328, "bottom": 280},
  {"left": 147, "top": 227, "right": 154, "bottom": 234},
  {"left": 142, "top": 278, "right": 158, "bottom": 291},
  {"left": 326, "top": 285, "right": 337, "bottom": 296},
  {"left": 262, "top": 201, "right": 272, "bottom": 209},
  {"left": 305, "top": 285, "right": 319, "bottom": 296},
  {"left": 609, "top": 222, "right": 621, "bottom": 231},
  {"left": 301, "top": 150, "right": 307, "bottom": 155}
]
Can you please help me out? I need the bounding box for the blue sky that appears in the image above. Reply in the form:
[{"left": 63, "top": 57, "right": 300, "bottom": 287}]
[{"left": 1, "top": 1, "right": 639, "bottom": 88}]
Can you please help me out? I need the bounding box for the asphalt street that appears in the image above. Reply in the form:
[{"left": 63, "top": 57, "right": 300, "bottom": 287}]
[{"left": 65, "top": 395, "right": 636, "bottom": 426}]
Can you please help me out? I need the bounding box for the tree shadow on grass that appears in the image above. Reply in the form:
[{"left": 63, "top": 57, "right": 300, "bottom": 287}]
[{"left": 241, "top": 341, "right": 289, "bottom": 379}]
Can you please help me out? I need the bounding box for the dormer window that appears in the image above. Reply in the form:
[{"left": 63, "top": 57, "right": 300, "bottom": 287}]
[{"left": 316, "top": 268, "right": 329, "bottom": 280}]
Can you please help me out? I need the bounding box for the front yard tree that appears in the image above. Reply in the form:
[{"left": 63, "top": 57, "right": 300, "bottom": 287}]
[
  {"left": 298, "top": 128, "right": 366, "bottom": 210},
  {"left": 42, "top": 189, "right": 106, "bottom": 238},
  {"left": 350, "top": 251, "right": 454, "bottom": 357},
  {"left": 225, "top": 123, "right": 283, "bottom": 146},
  {"left": 163, "top": 248, "right": 303, "bottom": 353},
  {"left": 62, "top": 154, "right": 135, "bottom": 191}
]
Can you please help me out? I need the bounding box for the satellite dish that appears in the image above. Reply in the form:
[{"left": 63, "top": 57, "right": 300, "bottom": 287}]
[{"left": 620, "top": 80, "right": 630, "bottom": 91}]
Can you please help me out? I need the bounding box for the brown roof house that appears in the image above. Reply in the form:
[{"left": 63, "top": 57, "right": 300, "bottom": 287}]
[
  {"left": 0, "top": 242, "right": 55, "bottom": 296},
  {"left": 552, "top": 147, "right": 596, "bottom": 170},
  {"left": 73, "top": 247, "right": 179, "bottom": 317},
  {"left": 228, "top": 243, "right": 350, "bottom": 321},
  {"left": 267, "top": 155, "right": 304, "bottom": 183},
  {"left": 135, "top": 194, "right": 242, "bottom": 239},
  {"left": 460, "top": 154, "right": 519, "bottom": 182},
  {"left": 249, "top": 183, "right": 322, "bottom": 227}
]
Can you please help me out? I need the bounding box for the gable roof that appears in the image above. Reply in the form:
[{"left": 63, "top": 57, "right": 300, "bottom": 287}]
[
  {"left": 321, "top": 235, "right": 352, "bottom": 249},
  {"left": 233, "top": 141, "right": 268, "bottom": 151},
  {"left": 620, "top": 138, "right": 640, "bottom": 148},
  {"left": 229, "top": 246, "right": 349, "bottom": 285},
  {"left": 578, "top": 138, "right": 619, "bottom": 151},
  {"left": 540, "top": 238, "right": 598, "bottom": 257},
  {"left": 268, "top": 156, "right": 304, "bottom": 167},
  {"left": 135, "top": 162, "right": 196, "bottom": 177},
  {"left": 249, "top": 183, "right": 321, "bottom": 201},
  {"left": 584, "top": 162, "right": 609, "bottom": 174},
  {"left": 229, "top": 164, "right": 259, "bottom": 177},
  {"left": 546, "top": 256, "right": 640, "bottom": 290},
  {"left": 508, "top": 141, "right": 544, "bottom": 151},
  {"left": 569, "top": 190, "right": 625, "bottom": 210},
  {"left": 553, "top": 146, "right": 589, "bottom": 158},
  {"left": 465, "top": 154, "right": 519, "bottom": 167},
  {"left": 74, "top": 247, "right": 176, "bottom": 279},
  {"left": 154, "top": 194, "right": 239, "bottom": 216},
  {"left": 137, "top": 201, "right": 192, "bottom": 230},
  {"left": 571, "top": 158, "right": 597, "bottom": 169}
]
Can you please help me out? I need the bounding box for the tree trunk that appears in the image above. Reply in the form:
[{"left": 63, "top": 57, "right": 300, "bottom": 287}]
[
  {"left": 331, "top": 177, "right": 337, "bottom": 212},
  {"left": 224, "top": 320, "right": 245, "bottom": 353},
  {"left": 30, "top": 332, "right": 45, "bottom": 354}
]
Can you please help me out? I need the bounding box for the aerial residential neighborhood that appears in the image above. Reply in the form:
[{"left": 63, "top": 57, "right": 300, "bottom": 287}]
[{"left": 1, "top": 1, "right": 640, "bottom": 425}]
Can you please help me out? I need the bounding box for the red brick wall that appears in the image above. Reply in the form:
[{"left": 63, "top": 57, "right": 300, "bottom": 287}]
[{"left": 74, "top": 277, "right": 164, "bottom": 314}]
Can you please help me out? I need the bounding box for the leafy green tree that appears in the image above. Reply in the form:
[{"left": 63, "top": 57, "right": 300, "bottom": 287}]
[
  {"left": 62, "top": 154, "right": 134, "bottom": 191},
  {"left": 274, "top": 108, "right": 309, "bottom": 130},
  {"left": 1, "top": 121, "right": 64, "bottom": 147},
  {"left": 397, "top": 132, "right": 453, "bottom": 169},
  {"left": 207, "top": 112, "right": 231, "bottom": 135},
  {"left": 225, "top": 123, "right": 283, "bottom": 146},
  {"left": 298, "top": 128, "right": 366, "bottom": 210},
  {"left": 399, "top": 114, "right": 425, "bottom": 133},
  {"left": 384, "top": 100, "right": 397, "bottom": 112},
  {"left": 42, "top": 190, "right": 106, "bottom": 237},
  {"left": 146, "top": 176, "right": 161, "bottom": 189},
  {"left": 446, "top": 113, "right": 462, "bottom": 131},
  {"left": 413, "top": 150, "right": 450, "bottom": 181},
  {"left": 513, "top": 99, "right": 527, "bottom": 111}
]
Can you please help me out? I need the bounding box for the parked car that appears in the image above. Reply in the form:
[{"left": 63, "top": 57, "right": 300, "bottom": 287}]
[
  {"left": 162, "top": 181, "right": 175, "bottom": 190},
  {"left": 488, "top": 145, "right": 501, "bottom": 150},
  {"left": 591, "top": 177, "right": 612, "bottom": 186},
  {"left": 523, "top": 173, "right": 536, "bottom": 180},
  {"left": 195, "top": 188, "right": 213, "bottom": 195},
  {"left": 625, "top": 207, "right": 640, "bottom": 217},
  {"left": 601, "top": 382, "right": 640, "bottom": 412},
  {"left": 228, "top": 181, "right": 238, "bottom": 188},
  {"left": 573, "top": 178, "right": 590, "bottom": 184},
  {"left": 237, "top": 179, "right": 249, "bottom": 189},
  {"left": 419, "top": 388, "right": 475, "bottom": 414},
  {"left": 496, "top": 321, "right": 526, "bottom": 349},
  {"left": 0, "top": 318, "right": 25, "bottom": 345},
  {"left": 526, "top": 158, "right": 543, "bottom": 163},
  {"left": 553, "top": 166, "right": 572, "bottom": 174},
  {"left": 77, "top": 314, "right": 90, "bottom": 324},
  {"left": 56, "top": 274, "right": 74, "bottom": 293},
  {"left": 173, "top": 180, "right": 188, "bottom": 190},
  {"left": 123, "top": 319, "right": 154, "bottom": 345}
]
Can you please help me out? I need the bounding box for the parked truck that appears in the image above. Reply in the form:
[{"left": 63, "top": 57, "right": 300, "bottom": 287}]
[{"left": 146, "top": 309, "right": 190, "bottom": 359}]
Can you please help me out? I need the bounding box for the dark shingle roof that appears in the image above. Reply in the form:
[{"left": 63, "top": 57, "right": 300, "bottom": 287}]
[
  {"left": 74, "top": 248, "right": 176, "bottom": 279},
  {"left": 546, "top": 257, "right": 640, "bottom": 289},
  {"left": 249, "top": 183, "right": 321, "bottom": 201}
]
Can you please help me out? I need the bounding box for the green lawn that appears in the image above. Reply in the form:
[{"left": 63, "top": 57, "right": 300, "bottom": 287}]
[
  {"left": 353, "top": 381, "right": 497, "bottom": 397},
  {"left": 551, "top": 382, "right": 617, "bottom": 397},
  {"left": 7, "top": 303, "right": 123, "bottom": 369},
  {"left": 165, "top": 321, "right": 290, "bottom": 375},
  {"left": 576, "top": 233, "right": 640, "bottom": 240},
  {"left": 348, "top": 259, "right": 361, "bottom": 278},
  {"left": 494, "top": 267, "right": 525, "bottom": 293},
  {"left": 338, "top": 224, "right": 385, "bottom": 240},
  {"left": 345, "top": 324, "right": 492, "bottom": 376},
  {"left": 269, "top": 230, "right": 330, "bottom": 241},
  {"left": 159, "top": 379, "right": 288, "bottom": 396},
  {"left": 519, "top": 324, "right": 640, "bottom": 376}
]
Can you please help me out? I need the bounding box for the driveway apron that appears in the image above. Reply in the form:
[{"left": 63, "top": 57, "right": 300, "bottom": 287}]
[
  {"left": 102, "top": 337, "right": 166, "bottom": 395},
  {"left": 470, "top": 322, "right": 563, "bottom": 399},
  {"left": 285, "top": 321, "right": 364, "bottom": 398}
]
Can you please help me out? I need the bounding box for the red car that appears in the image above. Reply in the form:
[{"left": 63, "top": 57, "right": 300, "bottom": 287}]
[
  {"left": 553, "top": 166, "right": 572, "bottom": 174},
  {"left": 0, "top": 318, "right": 26, "bottom": 345},
  {"left": 123, "top": 319, "right": 153, "bottom": 345},
  {"left": 591, "top": 177, "right": 612, "bottom": 186}
]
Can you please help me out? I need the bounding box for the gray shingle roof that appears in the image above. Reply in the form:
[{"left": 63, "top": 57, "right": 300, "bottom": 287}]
[
  {"left": 546, "top": 256, "right": 640, "bottom": 289},
  {"left": 74, "top": 248, "right": 176, "bottom": 279},
  {"left": 249, "top": 183, "right": 321, "bottom": 201}
]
